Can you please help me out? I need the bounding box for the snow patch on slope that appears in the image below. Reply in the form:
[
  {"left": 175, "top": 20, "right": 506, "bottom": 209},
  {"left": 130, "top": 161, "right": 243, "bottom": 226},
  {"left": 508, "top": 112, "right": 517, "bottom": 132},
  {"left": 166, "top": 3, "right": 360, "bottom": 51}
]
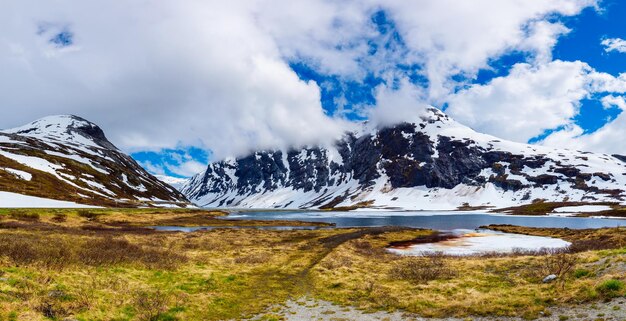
[
  {"left": 2, "top": 168, "right": 32, "bottom": 181},
  {"left": 0, "top": 191, "right": 100, "bottom": 208}
]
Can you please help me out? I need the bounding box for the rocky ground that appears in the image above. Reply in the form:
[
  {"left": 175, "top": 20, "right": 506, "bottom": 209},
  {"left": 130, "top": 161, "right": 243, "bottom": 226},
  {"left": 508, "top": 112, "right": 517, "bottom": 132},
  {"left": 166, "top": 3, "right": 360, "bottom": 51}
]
[{"left": 252, "top": 297, "right": 626, "bottom": 321}]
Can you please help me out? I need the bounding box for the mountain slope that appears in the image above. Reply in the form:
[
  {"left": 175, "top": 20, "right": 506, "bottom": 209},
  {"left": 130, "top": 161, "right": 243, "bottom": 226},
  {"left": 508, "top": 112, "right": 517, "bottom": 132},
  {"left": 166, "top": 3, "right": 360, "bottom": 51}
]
[
  {"left": 182, "top": 108, "right": 626, "bottom": 210},
  {"left": 0, "top": 115, "right": 190, "bottom": 207}
]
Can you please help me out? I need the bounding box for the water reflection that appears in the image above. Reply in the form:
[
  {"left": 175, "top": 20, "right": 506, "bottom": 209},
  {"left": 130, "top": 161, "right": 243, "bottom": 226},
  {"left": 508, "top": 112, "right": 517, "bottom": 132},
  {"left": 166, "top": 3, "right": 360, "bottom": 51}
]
[
  {"left": 151, "top": 225, "right": 326, "bottom": 232},
  {"left": 224, "top": 211, "right": 625, "bottom": 230}
]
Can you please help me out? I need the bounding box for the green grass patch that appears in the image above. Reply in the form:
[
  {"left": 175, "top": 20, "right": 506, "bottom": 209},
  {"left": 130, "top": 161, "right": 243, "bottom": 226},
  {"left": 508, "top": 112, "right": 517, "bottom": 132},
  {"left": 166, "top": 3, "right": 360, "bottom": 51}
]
[{"left": 596, "top": 279, "right": 624, "bottom": 298}]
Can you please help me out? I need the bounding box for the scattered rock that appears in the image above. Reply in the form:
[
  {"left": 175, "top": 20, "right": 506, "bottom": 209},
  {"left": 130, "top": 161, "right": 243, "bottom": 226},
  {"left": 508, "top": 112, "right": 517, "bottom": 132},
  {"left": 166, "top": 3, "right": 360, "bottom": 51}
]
[
  {"left": 543, "top": 274, "right": 558, "bottom": 283},
  {"left": 47, "top": 290, "right": 66, "bottom": 298}
]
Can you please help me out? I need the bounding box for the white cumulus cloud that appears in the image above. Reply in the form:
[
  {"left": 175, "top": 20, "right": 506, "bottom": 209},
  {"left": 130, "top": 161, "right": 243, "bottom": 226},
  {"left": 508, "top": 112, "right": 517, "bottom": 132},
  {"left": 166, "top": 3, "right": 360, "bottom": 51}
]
[
  {"left": 447, "top": 59, "right": 626, "bottom": 150},
  {"left": 601, "top": 37, "right": 626, "bottom": 53},
  {"left": 0, "top": 0, "right": 604, "bottom": 163},
  {"left": 446, "top": 60, "right": 591, "bottom": 142},
  {"left": 539, "top": 95, "right": 626, "bottom": 154}
]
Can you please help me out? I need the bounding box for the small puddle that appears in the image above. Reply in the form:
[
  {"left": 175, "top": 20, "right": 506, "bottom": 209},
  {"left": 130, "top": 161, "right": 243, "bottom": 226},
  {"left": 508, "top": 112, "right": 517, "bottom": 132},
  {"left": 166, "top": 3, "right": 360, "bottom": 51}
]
[
  {"left": 150, "top": 225, "right": 327, "bottom": 232},
  {"left": 387, "top": 229, "right": 571, "bottom": 256}
]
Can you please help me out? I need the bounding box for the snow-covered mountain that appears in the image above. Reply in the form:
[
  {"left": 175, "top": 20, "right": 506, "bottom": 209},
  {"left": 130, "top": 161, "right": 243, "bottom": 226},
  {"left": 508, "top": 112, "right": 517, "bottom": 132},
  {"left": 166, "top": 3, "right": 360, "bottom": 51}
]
[
  {"left": 182, "top": 108, "right": 626, "bottom": 210},
  {"left": 0, "top": 115, "right": 190, "bottom": 207}
]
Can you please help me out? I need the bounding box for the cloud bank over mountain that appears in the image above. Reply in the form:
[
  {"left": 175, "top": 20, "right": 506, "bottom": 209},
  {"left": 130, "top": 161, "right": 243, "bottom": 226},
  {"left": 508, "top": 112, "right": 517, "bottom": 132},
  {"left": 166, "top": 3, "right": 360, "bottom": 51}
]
[{"left": 2, "top": 0, "right": 626, "bottom": 176}]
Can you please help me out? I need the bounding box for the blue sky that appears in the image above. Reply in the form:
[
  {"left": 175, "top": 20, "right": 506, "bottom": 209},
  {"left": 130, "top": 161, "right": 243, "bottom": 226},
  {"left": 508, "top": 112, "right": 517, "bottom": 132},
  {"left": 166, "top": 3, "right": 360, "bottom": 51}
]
[
  {"left": 133, "top": 147, "right": 210, "bottom": 178},
  {"left": 4, "top": 0, "right": 626, "bottom": 178},
  {"left": 552, "top": 2, "right": 625, "bottom": 134},
  {"left": 554, "top": 1, "right": 626, "bottom": 74},
  {"left": 541, "top": 4, "right": 623, "bottom": 140}
]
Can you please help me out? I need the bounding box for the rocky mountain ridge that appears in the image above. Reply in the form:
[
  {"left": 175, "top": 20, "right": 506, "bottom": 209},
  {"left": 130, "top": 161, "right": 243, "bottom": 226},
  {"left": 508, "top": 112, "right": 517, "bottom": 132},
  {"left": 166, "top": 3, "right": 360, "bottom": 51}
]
[{"left": 182, "top": 108, "right": 626, "bottom": 210}]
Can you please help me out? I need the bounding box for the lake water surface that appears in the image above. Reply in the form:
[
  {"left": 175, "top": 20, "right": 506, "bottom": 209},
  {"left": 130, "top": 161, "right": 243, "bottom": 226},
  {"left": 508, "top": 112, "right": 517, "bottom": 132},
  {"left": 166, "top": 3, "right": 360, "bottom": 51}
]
[
  {"left": 155, "top": 210, "right": 624, "bottom": 254},
  {"left": 151, "top": 225, "right": 323, "bottom": 232},
  {"left": 224, "top": 211, "right": 625, "bottom": 230}
]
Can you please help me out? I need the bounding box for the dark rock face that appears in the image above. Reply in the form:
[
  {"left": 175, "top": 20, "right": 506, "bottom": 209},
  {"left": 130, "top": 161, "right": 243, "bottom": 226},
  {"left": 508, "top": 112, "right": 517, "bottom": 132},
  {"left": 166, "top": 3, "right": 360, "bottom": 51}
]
[
  {"left": 428, "top": 137, "right": 487, "bottom": 188},
  {"left": 66, "top": 115, "right": 118, "bottom": 150},
  {"left": 338, "top": 133, "right": 381, "bottom": 186},
  {"left": 287, "top": 149, "right": 331, "bottom": 192},
  {"left": 235, "top": 151, "right": 287, "bottom": 193},
  {"left": 527, "top": 174, "right": 559, "bottom": 186},
  {"left": 613, "top": 154, "right": 626, "bottom": 163},
  {"left": 554, "top": 167, "right": 580, "bottom": 178},
  {"left": 183, "top": 114, "right": 625, "bottom": 208}
]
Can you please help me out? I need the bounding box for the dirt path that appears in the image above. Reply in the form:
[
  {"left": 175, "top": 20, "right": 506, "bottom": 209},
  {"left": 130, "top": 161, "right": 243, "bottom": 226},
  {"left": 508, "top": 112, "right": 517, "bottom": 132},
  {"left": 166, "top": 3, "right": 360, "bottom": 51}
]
[
  {"left": 247, "top": 226, "right": 414, "bottom": 305},
  {"left": 308, "top": 226, "right": 409, "bottom": 269},
  {"left": 253, "top": 297, "right": 626, "bottom": 321},
  {"left": 291, "top": 226, "right": 411, "bottom": 293}
]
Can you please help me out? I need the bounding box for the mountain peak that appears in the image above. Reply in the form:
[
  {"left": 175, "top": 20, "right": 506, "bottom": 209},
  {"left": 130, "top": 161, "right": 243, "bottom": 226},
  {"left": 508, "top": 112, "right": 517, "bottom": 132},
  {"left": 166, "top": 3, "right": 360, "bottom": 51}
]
[
  {"left": 0, "top": 114, "right": 190, "bottom": 207},
  {"left": 182, "top": 110, "right": 626, "bottom": 210},
  {"left": 3, "top": 115, "right": 116, "bottom": 150}
]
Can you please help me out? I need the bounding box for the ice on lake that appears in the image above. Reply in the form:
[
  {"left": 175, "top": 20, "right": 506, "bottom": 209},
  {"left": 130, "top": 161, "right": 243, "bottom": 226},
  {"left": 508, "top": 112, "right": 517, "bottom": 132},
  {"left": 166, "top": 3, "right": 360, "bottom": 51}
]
[
  {"left": 552, "top": 205, "right": 612, "bottom": 213},
  {"left": 387, "top": 229, "right": 571, "bottom": 256}
]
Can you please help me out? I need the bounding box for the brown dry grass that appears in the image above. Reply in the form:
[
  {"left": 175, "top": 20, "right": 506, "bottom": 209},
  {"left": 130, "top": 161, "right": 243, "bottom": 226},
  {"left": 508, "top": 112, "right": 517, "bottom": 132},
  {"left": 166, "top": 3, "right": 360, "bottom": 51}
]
[
  {"left": 486, "top": 224, "right": 626, "bottom": 250},
  {"left": 494, "top": 201, "right": 621, "bottom": 216},
  {"left": 0, "top": 210, "right": 624, "bottom": 320}
]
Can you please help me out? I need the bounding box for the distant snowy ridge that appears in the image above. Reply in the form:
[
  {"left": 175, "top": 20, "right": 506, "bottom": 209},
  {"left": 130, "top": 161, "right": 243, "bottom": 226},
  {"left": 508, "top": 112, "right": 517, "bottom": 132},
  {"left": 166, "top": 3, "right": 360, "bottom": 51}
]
[
  {"left": 0, "top": 115, "right": 190, "bottom": 207},
  {"left": 155, "top": 175, "right": 189, "bottom": 190},
  {"left": 183, "top": 108, "right": 626, "bottom": 210}
]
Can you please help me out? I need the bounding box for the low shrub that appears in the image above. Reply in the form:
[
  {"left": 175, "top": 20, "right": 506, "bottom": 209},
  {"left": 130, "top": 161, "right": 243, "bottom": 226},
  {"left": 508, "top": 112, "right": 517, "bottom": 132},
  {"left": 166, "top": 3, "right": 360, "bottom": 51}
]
[
  {"left": 51, "top": 213, "right": 67, "bottom": 222},
  {"left": 569, "top": 239, "right": 614, "bottom": 252},
  {"left": 540, "top": 250, "right": 577, "bottom": 278},
  {"left": 389, "top": 253, "right": 455, "bottom": 284},
  {"left": 0, "top": 233, "right": 72, "bottom": 268},
  {"left": 77, "top": 210, "right": 101, "bottom": 221},
  {"left": 351, "top": 240, "right": 387, "bottom": 258},
  {"left": 8, "top": 210, "right": 40, "bottom": 222},
  {"left": 133, "top": 289, "right": 170, "bottom": 321},
  {"left": 79, "top": 237, "right": 186, "bottom": 269},
  {"left": 0, "top": 233, "right": 186, "bottom": 269}
]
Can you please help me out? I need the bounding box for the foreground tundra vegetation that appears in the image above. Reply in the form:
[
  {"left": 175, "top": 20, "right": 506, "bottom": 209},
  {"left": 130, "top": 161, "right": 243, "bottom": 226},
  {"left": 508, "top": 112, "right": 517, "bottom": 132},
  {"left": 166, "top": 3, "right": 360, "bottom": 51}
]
[{"left": 0, "top": 209, "right": 624, "bottom": 320}]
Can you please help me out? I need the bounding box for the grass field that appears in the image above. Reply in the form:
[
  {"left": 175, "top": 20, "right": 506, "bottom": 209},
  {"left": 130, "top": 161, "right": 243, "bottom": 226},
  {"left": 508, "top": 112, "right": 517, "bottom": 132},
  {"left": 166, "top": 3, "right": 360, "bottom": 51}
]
[
  {"left": 494, "top": 201, "right": 626, "bottom": 217},
  {"left": 0, "top": 208, "right": 624, "bottom": 320}
]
